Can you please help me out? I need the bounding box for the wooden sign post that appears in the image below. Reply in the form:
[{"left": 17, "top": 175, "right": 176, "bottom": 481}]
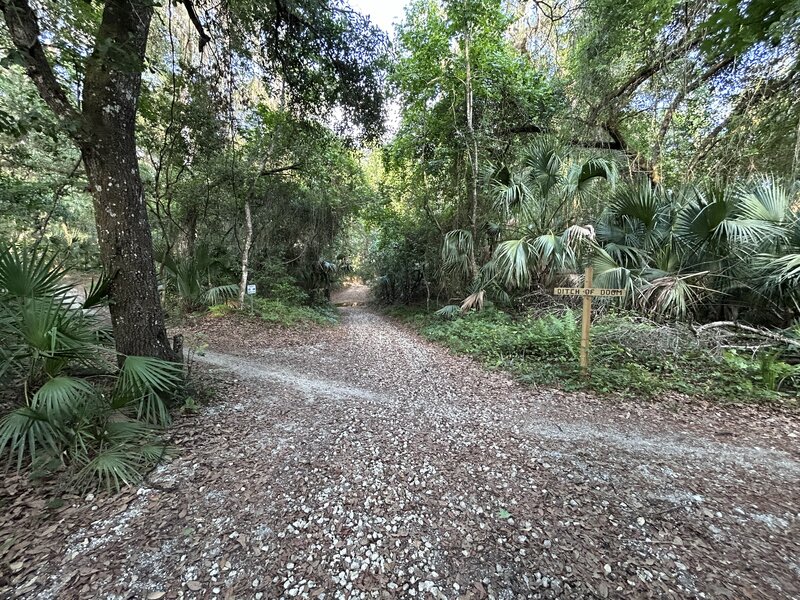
[{"left": 553, "top": 267, "right": 624, "bottom": 376}]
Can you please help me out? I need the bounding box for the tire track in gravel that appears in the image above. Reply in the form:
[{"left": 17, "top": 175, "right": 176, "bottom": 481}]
[
  {"left": 194, "top": 349, "right": 799, "bottom": 476},
  {"left": 21, "top": 306, "right": 799, "bottom": 600}
]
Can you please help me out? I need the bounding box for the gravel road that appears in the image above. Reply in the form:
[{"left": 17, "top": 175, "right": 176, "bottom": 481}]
[{"left": 5, "top": 306, "right": 799, "bottom": 599}]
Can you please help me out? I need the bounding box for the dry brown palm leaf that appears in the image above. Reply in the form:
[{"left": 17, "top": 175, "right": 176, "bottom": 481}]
[{"left": 460, "top": 289, "right": 485, "bottom": 313}]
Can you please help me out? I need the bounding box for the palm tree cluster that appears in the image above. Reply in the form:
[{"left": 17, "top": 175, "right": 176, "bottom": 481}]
[
  {"left": 0, "top": 251, "right": 183, "bottom": 491},
  {"left": 594, "top": 177, "right": 799, "bottom": 322},
  {"left": 442, "top": 139, "right": 800, "bottom": 326}
]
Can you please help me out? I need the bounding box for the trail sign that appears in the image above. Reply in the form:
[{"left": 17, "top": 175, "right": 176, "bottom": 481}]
[
  {"left": 554, "top": 287, "right": 624, "bottom": 297},
  {"left": 553, "top": 267, "right": 624, "bottom": 375},
  {"left": 246, "top": 284, "right": 257, "bottom": 295}
]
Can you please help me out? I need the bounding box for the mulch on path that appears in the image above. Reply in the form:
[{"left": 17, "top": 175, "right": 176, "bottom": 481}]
[{"left": 1, "top": 308, "right": 798, "bottom": 599}]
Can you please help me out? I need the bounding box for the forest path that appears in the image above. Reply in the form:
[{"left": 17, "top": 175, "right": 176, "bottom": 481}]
[
  {"left": 20, "top": 307, "right": 800, "bottom": 599},
  {"left": 331, "top": 281, "right": 373, "bottom": 306}
]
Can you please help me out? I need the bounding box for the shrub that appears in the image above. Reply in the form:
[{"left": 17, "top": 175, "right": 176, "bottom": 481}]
[
  {"left": 0, "top": 249, "right": 183, "bottom": 491},
  {"left": 160, "top": 245, "right": 238, "bottom": 312},
  {"left": 208, "top": 303, "right": 236, "bottom": 318},
  {"left": 250, "top": 297, "right": 338, "bottom": 326},
  {"left": 394, "top": 304, "right": 796, "bottom": 403},
  {"left": 251, "top": 259, "right": 311, "bottom": 306},
  {"left": 423, "top": 308, "right": 580, "bottom": 365}
]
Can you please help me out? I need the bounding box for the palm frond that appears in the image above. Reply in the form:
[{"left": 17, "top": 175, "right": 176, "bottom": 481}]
[
  {"left": 441, "top": 229, "right": 474, "bottom": 278},
  {"left": 117, "top": 356, "right": 183, "bottom": 396},
  {"left": 674, "top": 184, "right": 782, "bottom": 249},
  {"left": 14, "top": 297, "right": 101, "bottom": 373},
  {"left": 0, "top": 249, "right": 70, "bottom": 300},
  {"left": 103, "top": 418, "right": 156, "bottom": 443},
  {"left": 752, "top": 252, "right": 800, "bottom": 312},
  {"left": 522, "top": 139, "right": 563, "bottom": 198},
  {"left": 607, "top": 179, "right": 669, "bottom": 248},
  {"left": 763, "top": 252, "right": 800, "bottom": 284},
  {"left": 135, "top": 392, "right": 171, "bottom": 426},
  {"left": 31, "top": 376, "right": 94, "bottom": 420},
  {"left": 601, "top": 242, "right": 647, "bottom": 267},
  {"left": 0, "top": 407, "right": 61, "bottom": 471},
  {"left": 493, "top": 238, "right": 534, "bottom": 288},
  {"left": 591, "top": 248, "right": 634, "bottom": 295},
  {"left": 491, "top": 177, "right": 530, "bottom": 215},
  {"left": 714, "top": 219, "right": 787, "bottom": 247},
  {"left": 203, "top": 284, "right": 239, "bottom": 305},
  {"left": 532, "top": 233, "right": 575, "bottom": 273},
  {"left": 637, "top": 272, "right": 710, "bottom": 320},
  {"left": 114, "top": 356, "right": 182, "bottom": 426},
  {"left": 73, "top": 447, "right": 145, "bottom": 492},
  {"left": 564, "top": 157, "right": 618, "bottom": 197},
  {"left": 434, "top": 304, "right": 461, "bottom": 319},
  {"left": 562, "top": 224, "right": 595, "bottom": 245},
  {"left": 82, "top": 271, "right": 114, "bottom": 309},
  {"left": 460, "top": 289, "right": 485, "bottom": 313},
  {"left": 735, "top": 176, "right": 791, "bottom": 224}
]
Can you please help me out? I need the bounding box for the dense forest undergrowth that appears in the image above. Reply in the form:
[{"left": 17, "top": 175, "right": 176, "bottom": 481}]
[
  {"left": 387, "top": 304, "right": 800, "bottom": 404},
  {"left": 1, "top": 0, "right": 799, "bottom": 493}
]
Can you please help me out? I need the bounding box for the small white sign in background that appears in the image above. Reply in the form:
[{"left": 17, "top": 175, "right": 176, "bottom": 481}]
[{"left": 246, "top": 284, "right": 257, "bottom": 295}]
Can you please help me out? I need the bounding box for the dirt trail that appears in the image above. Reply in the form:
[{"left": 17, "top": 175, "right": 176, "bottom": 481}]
[
  {"left": 4, "top": 307, "right": 799, "bottom": 600},
  {"left": 196, "top": 349, "right": 797, "bottom": 475},
  {"left": 331, "top": 282, "right": 372, "bottom": 306}
]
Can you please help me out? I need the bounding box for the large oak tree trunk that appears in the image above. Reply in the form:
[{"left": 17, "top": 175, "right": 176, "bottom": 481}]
[
  {"left": 81, "top": 146, "right": 174, "bottom": 359},
  {"left": 78, "top": 1, "right": 174, "bottom": 360},
  {"left": 2, "top": 0, "right": 175, "bottom": 360}
]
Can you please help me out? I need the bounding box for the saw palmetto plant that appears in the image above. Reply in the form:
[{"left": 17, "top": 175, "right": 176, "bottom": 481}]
[
  {"left": 442, "top": 139, "right": 618, "bottom": 300},
  {"left": 593, "top": 177, "right": 799, "bottom": 320},
  {"left": 160, "top": 244, "right": 238, "bottom": 311},
  {"left": 0, "top": 249, "right": 183, "bottom": 491},
  {"left": 440, "top": 137, "right": 799, "bottom": 324}
]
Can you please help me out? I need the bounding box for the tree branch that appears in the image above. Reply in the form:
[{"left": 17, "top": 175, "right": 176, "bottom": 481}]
[
  {"left": 587, "top": 33, "right": 701, "bottom": 125},
  {"left": 257, "top": 163, "right": 302, "bottom": 177},
  {"left": 501, "top": 125, "right": 624, "bottom": 151},
  {"left": 605, "top": 122, "right": 655, "bottom": 184},
  {"left": 31, "top": 158, "right": 83, "bottom": 252},
  {"left": 180, "top": 0, "right": 211, "bottom": 52},
  {"left": 695, "top": 321, "right": 800, "bottom": 348},
  {"left": 652, "top": 55, "right": 735, "bottom": 173},
  {"left": 0, "top": 0, "right": 84, "bottom": 138},
  {"left": 689, "top": 68, "right": 799, "bottom": 172}
]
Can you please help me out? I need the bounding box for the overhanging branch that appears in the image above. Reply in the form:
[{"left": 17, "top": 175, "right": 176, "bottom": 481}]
[
  {"left": 0, "top": 0, "right": 84, "bottom": 138},
  {"left": 257, "top": 163, "right": 302, "bottom": 177},
  {"left": 501, "top": 125, "right": 624, "bottom": 151},
  {"left": 180, "top": 0, "right": 211, "bottom": 52}
]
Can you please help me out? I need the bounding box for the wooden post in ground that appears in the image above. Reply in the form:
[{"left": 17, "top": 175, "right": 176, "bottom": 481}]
[
  {"left": 580, "top": 266, "right": 593, "bottom": 377},
  {"left": 554, "top": 270, "right": 622, "bottom": 375}
]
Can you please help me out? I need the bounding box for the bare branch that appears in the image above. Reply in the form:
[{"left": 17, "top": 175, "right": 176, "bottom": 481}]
[{"left": 695, "top": 321, "right": 800, "bottom": 348}]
